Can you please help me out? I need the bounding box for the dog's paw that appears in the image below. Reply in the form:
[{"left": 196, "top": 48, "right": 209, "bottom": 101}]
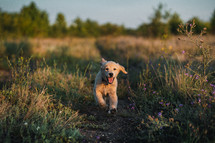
[
  {"left": 99, "top": 103, "right": 107, "bottom": 110},
  {"left": 108, "top": 108, "right": 117, "bottom": 114}
]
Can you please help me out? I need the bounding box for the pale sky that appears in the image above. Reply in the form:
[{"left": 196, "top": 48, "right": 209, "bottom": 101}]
[{"left": 0, "top": 0, "right": 215, "bottom": 28}]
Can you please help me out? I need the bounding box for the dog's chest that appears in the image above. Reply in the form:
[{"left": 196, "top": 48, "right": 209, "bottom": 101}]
[
  {"left": 101, "top": 85, "right": 109, "bottom": 96},
  {"left": 102, "top": 87, "right": 108, "bottom": 97},
  {"left": 99, "top": 84, "right": 115, "bottom": 96}
]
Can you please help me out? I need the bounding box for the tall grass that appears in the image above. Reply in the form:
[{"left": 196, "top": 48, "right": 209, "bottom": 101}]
[
  {"left": 31, "top": 59, "right": 94, "bottom": 109},
  {"left": 135, "top": 21, "right": 215, "bottom": 142},
  {"left": 0, "top": 57, "right": 84, "bottom": 142}
]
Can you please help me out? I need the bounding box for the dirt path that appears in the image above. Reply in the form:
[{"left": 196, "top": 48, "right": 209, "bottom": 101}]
[{"left": 79, "top": 99, "right": 139, "bottom": 143}]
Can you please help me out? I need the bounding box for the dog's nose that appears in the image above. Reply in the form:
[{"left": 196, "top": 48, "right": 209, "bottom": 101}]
[{"left": 109, "top": 73, "right": 113, "bottom": 77}]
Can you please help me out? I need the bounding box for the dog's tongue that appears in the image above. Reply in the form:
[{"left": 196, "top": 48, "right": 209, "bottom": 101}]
[{"left": 108, "top": 77, "right": 114, "bottom": 84}]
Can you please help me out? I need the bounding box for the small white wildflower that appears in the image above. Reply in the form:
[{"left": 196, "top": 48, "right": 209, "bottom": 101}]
[
  {"left": 36, "top": 126, "right": 40, "bottom": 130},
  {"left": 24, "top": 122, "right": 28, "bottom": 126},
  {"left": 59, "top": 111, "right": 62, "bottom": 114}
]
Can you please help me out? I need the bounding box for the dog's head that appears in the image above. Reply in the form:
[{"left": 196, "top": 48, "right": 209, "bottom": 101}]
[{"left": 100, "top": 58, "right": 127, "bottom": 84}]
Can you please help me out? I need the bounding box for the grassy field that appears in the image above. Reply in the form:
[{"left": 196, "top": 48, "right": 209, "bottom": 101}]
[{"left": 0, "top": 26, "right": 215, "bottom": 142}]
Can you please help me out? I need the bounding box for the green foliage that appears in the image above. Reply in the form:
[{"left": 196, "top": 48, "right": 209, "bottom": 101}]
[
  {"left": 83, "top": 19, "right": 101, "bottom": 37},
  {"left": 168, "top": 13, "right": 183, "bottom": 35},
  {"left": 100, "top": 23, "right": 125, "bottom": 36},
  {"left": 0, "top": 12, "right": 19, "bottom": 37},
  {"left": 150, "top": 3, "right": 170, "bottom": 37},
  {"left": 69, "top": 18, "right": 124, "bottom": 37},
  {"left": 137, "top": 3, "right": 170, "bottom": 37},
  {"left": 50, "top": 13, "right": 67, "bottom": 37},
  {"left": 0, "top": 2, "right": 49, "bottom": 37},
  {"left": 69, "top": 18, "right": 101, "bottom": 37},
  {"left": 0, "top": 3, "right": 215, "bottom": 38},
  {"left": 18, "top": 2, "right": 49, "bottom": 37}
]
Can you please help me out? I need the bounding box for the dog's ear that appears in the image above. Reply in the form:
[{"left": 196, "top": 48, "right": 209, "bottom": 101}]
[
  {"left": 118, "top": 64, "right": 128, "bottom": 74},
  {"left": 101, "top": 58, "right": 107, "bottom": 65}
]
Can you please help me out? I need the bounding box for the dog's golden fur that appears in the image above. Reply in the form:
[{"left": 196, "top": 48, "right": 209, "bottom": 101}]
[{"left": 93, "top": 58, "right": 127, "bottom": 113}]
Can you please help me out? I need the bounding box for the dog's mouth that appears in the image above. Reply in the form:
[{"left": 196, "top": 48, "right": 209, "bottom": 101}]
[{"left": 107, "top": 77, "right": 114, "bottom": 84}]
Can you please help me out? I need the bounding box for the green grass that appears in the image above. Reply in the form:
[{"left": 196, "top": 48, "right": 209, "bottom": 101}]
[{"left": 0, "top": 22, "right": 215, "bottom": 142}]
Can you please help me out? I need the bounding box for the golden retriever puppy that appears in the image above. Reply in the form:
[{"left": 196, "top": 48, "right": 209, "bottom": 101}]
[{"left": 93, "top": 58, "right": 127, "bottom": 114}]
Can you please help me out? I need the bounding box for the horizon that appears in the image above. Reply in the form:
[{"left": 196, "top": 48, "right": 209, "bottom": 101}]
[{"left": 0, "top": 0, "right": 215, "bottom": 28}]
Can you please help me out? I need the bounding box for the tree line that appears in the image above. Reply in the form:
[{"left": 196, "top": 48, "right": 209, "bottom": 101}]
[{"left": 0, "top": 2, "right": 215, "bottom": 38}]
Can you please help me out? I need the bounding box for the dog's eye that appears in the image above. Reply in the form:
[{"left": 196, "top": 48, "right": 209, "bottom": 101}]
[
  {"left": 113, "top": 68, "right": 116, "bottom": 70},
  {"left": 105, "top": 68, "right": 109, "bottom": 71}
]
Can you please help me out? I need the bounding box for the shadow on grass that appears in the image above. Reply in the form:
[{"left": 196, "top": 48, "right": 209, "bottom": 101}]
[{"left": 4, "top": 40, "right": 32, "bottom": 58}]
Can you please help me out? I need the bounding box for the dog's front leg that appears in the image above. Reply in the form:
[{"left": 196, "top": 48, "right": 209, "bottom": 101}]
[
  {"left": 95, "top": 91, "right": 107, "bottom": 109},
  {"left": 108, "top": 92, "right": 118, "bottom": 113}
]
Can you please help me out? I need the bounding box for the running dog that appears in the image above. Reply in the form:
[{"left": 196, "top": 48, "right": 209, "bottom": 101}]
[{"left": 93, "top": 58, "right": 127, "bottom": 114}]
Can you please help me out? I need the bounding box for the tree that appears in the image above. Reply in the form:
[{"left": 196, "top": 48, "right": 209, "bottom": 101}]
[
  {"left": 69, "top": 17, "right": 103, "bottom": 37},
  {"left": 100, "top": 23, "right": 124, "bottom": 36},
  {"left": 168, "top": 13, "right": 183, "bottom": 35},
  {"left": 84, "top": 19, "right": 100, "bottom": 37},
  {"left": 69, "top": 17, "right": 87, "bottom": 37},
  {"left": 138, "top": 3, "right": 170, "bottom": 37},
  {"left": 0, "top": 13, "right": 17, "bottom": 36},
  {"left": 137, "top": 23, "right": 151, "bottom": 37},
  {"left": 18, "top": 2, "right": 49, "bottom": 37},
  {"left": 210, "top": 9, "right": 215, "bottom": 34},
  {"left": 51, "top": 13, "right": 67, "bottom": 37}
]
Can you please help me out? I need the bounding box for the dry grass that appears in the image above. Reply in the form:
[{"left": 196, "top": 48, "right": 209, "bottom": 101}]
[
  {"left": 30, "top": 38, "right": 101, "bottom": 60},
  {"left": 3, "top": 35, "right": 215, "bottom": 63},
  {"left": 96, "top": 35, "right": 215, "bottom": 62}
]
